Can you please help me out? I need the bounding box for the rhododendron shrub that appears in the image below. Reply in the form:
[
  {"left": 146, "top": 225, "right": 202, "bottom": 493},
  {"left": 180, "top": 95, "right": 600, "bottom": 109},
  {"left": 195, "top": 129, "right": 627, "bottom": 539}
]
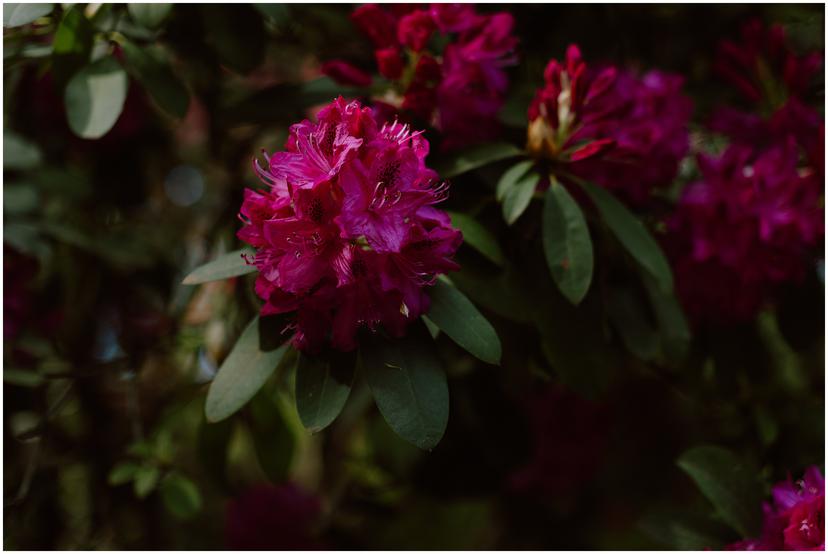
[{"left": 323, "top": 3, "right": 518, "bottom": 150}]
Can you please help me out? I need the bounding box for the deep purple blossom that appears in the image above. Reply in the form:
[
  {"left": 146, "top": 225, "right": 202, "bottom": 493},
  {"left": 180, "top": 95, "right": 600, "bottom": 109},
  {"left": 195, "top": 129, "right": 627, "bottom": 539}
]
[
  {"left": 666, "top": 140, "right": 823, "bottom": 324},
  {"left": 238, "top": 97, "right": 461, "bottom": 353},
  {"left": 328, "top": 3, "right": 518, "bottom": 150},
  {"left": 726, "top": 466, "right": 825, "bottom": 551},
  {"left": 225, "top": 483, "right": 324, "bottom": 550},
  {"left": 527, "top": 44, "right": 692, "bottom": 205}
]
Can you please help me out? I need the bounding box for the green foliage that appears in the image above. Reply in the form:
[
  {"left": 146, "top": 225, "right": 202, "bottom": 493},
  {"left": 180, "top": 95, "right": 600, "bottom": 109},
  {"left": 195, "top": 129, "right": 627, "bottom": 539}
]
[
  {"left": 295, "top": 351, "right": 355, "bottom": 433},
  {"left": 127, "top": 3, "right": 172, "bottom": 30},
  {"left": 205, "top": 317, "right": 290, "bottom": 422},
  {"left": 248, "top": 390, "right": 296, "bottom": 483},
  {"left": 502, "top": 170, "right": 540, "bottom": 225},
  {"left": 542, "top": 177, "right": 594, "bottom": 304},
  {"left": 447, "top": 211, "right": 505, "bottom": 266},
  {"left": 3, "top": 3, "right": 54, "bottom": 27},
  {"left": 51, "top": 6, "right": 94, "bottom": 86},
  {"left": 159, "top": 472, "right": 202, "bottom": 520},
  {"left": 677, "top": 445, "right": 764, "bottom": 538},
  {"left": 121, "top": 40, "right": 189, "bottom": 118},
  {"left": 435, "top": 142, "right": 524, "bottom": 178},
  {"left": 201, "top": 5, "right": 266, "bottom": 74},
  {"left": 495, "top": 159, "right": 533, "bottom": 201},
  {"left": 361, "top": 323, "right": 449, "bottom": 450},
  {"left": 4, "top": 131, "right": 42, "bottom": 170},
  {"left": 425, "top": 278, "right": 501, "bottom": 365},
  {"left": 182, "top": 250, "right": 256, "bottom": 285},
  {"left": 64, "top": 57, "right": 129, "bottom": 139}
]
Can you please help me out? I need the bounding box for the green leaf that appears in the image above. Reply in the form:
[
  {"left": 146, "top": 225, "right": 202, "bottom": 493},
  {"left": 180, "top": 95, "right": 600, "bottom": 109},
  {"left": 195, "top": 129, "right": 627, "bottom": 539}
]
[
  {"left": 160, "top": 472, "right": 202, "bottom": 519},
  {"left": 295, "top": 351, "right": 355, "bottom": 433},
  {"left": 182, "top": 249, "right": 256, "bottom": 285},
  {"left": 248, "top": 390, "right": 296, "bottom": 483},
  {"left": 133, "top": 465, "right": 161, "bottom": 498},
  {"left": 447, "top": 212, "right": 504, "bottom": 266},
  {"left": 253, "top": 3, "right": 290, "bottom": 23},
  {"left": 127, "top": 3, "right": 172, "bottom": 29},
  {"left": 435, "top": 142, "right": 524, "bottom": 179},
  {"left": 426, "top": 279, "right": 501, "bottom": 364},
  {"left": 51, "top": 6, "right": 94, "bottom": 86},
  {"left": 4, "top": 368, "right": 45, "bottom": 387},
  {"left": 496, "top": 159, "right": 534, "bottom": 202},
  {"left": 64, "top": 57, "right": 128, "bottom": 139},
  {"left": 201, "top": 5, "right": 265, "bottom": 74},
  {"left": 642, "top": 273, "right": 691, "bottom": 363},
  {"left": 361, "top": 323, "right": 449, "bottom": 451},
  {"left": 107, "top": 462, "right": 140, "bottom": 486},
  {"left": 121, "top": 40, "right": 189, "bottom": 118},
  {"left": 576, "top": 179, "right": 673, "bottom": 293},
  {"left": 502, "top": 170, "right": 539, "bottom": 225},
  {"left": 3, "top": 132, "right": 42, "bottom": 170},
  {"left": 205, "top": 317, "right": 289, "bottom": 422},
  {"left": 677, "top": 445, "right": 764, "bottom": 538},
  {"left": 4, "top": 184, "right": 39, "bottom": 214},
  {"left": 542, "top": 178, "right": 593, "bottom": 304},
  {"left": 607, "top": 285, "right": 660, "bottom": 362},
  {"left": 639, "top": 510, "right": 735, "bottom": 550},
  {"left": 4, "top": 3, "right": 53, "bottom": 27},
  {"left": 197, "top": 417, "right": 233, "bottom": 491}
]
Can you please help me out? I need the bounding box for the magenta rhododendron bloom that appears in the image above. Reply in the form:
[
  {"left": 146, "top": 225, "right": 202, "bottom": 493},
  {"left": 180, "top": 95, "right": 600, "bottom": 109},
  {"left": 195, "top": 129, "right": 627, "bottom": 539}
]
[
  {"left": 225, "top": 483, "right": 324, "bottom": 550},
  {"left": 727, "top": 466, "right": 825, "bottom": 551},
  {"left": 666, "top": 140, "right": 823, "bottom": 324},
  {"left": 716, "top": 18, "right": 823, "bottom": 107},
  {"left": 526, "top": 44, "right": 691, "bottom": 205},
  {"left": 238, "top": 97, "right": 461, "bottom": 352},
  {"left": 324, "top": 3, "right": 518, "bottom": 150}
]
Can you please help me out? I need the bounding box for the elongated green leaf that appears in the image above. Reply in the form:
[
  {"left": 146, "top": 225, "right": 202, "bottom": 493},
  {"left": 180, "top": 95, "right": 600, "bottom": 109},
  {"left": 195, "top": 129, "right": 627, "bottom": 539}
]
[
  {"left": 448, "top": 212, "right": 504, "bottom": 266},
  {"left": 426, "top": 279, "right": 501, "bottom": 364},
  {"left": 642, "top": 273, "right": 691, "bottom": 363},
  {"left": 160, "top": 472, "right": 202, "bottom": 519},
  {"left": 247, "top": 391, "right": 295, "bottom": 483},
  {"left": 607, "top": 285, "right": 660, "bottom": 361},
  {"left": 435, "top": 142, "right": 524, "bottom": 179},
  {"left": 205, "top": 317, "right": 289, "bottom": 422},
  {"left": 182, "top": 249, "right": 256, "bottom": 285},
  {"left": 542, "top": 179, "right": 593, "bottom": 304},
  {"left": 502, "top": 171, "right": 539, "bottom": 225},
  {"left": 677, "top": 446, "right": 764, "bottom": 538},
  {"left": 51, "top": 6, "right": 94, "bottom": 86},
  {"left": 64, "top": 57, "right": 128, "bottom": 139},
  {"left": 121, "top": 40, "right": 189, "bottom": 118},
  {"left": 4, "top": 131, "right": 42, "bottom": 170},
  {"left": 4, "top": 3, "right": 53, "bottom": 27},
  {"left": 295, "top": 351, "right": 355, "bottom": 433},
  {"left": 128, "top": 3, "right": 172, "bottom": 29},
  {"left": 577, "top": 179, "right": 673, "bottom": 292},
  {"left": 108, "top": 462, "right": 140, "bottom": 486},
  {"left": 496, "top": 159, "right": 534, "bottom": 201},
  {"left": 361, "top": 323, "right": 449, "bottom": 450},
  {"left": 133, "top": 465, "right": 160, "bottom": 498}
]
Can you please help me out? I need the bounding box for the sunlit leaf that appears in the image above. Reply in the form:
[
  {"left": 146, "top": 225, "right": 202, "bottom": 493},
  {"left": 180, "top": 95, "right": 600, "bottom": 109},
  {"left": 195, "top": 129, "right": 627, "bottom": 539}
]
[
  {"left": 3, "top": 3, "right": 53, "bottom": 27},
  {"left": 64, "top": 57, "right": 129, "bottom": 139}
]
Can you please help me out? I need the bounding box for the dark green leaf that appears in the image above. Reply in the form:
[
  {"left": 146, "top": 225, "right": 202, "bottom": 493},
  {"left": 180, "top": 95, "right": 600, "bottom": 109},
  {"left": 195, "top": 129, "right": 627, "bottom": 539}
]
[
  {"left": 64, "top": 57, "right": 128, "bottom": 139},
  {"left": 451, "top": 263, "right": 533, "bottom": 324},
  {"left": 248, "top": 390, "right": 295, "bottom": 483},
  {"left": 502, "top": 170, "right": 539, "bottom": 225},
  {"left": 496, "top": 159, "right": 533, "bottom": 201},
  {"left": 639, "top": 510, "right": 735, "bottom": 550},
  {"left": 3, "top": 131, "right": 41, "bottom": 170},
  {"left": 361, "top": 323, "right": 449, "bottom": 450},
  {"left": 607, "top": 285, "right": 660, "bottom": 361},
  {"left": 643, "top": 273, "right": 691, "bottom": 363},
  {"left": 182, "top": 249, "right": 256, "bottom": 285},
  {"left": 253, "top": 3, "right": 290, "bottom": 23},
  {"left": 4, "top": 368, "right": 45, "bottom": 387},
  {"left": 4, "top": 3, "right": 53, "bottom": 27},
  {"left": 205, "top": 317, "right": 289, "bottom": 422},
  {"left": 127, "top": 3, "right": 171, "bottom": 29},
  {"left": 201, "top": 5, "right": 265, "bottom": 74},
  {"left": 197, "top": 417, "right": 233, "bottom": 491},
  {"left": 426, "top": 279, "right": 501, "bottom": 364},
  {"left": 448, "top": 211, "right": 504, "bottom": 266},
  {"left": 542, "top": 178, "right": 593, "bottom": 304},
  {"left": 577, "top": 179, "right": 673, "bottom": 292},
  {"left": 435, "top": 142, "right": 524, "bottom": 179},
  {"left": 51, "top": 6, "right": 94, "bottom": 86},
  {"left": 4, "top": 184, "right": 39, "bottom": 214},
  {"left": 133, "top": 465, "right": 160, "bottom": 498},
  {"left": 160, "top": 472, "right": 202, "bottom": 519},
  {"left": 295, "top": 351, "right": 355, "bottom": 433},
  {"left": 108, "top": 462, "right": 140, "bottom": 486},
  {"left": 677, "top": 445, "right": 764, "bottom": 537},
  {"left": 121, "top": 40, "right": 189, "bottom": 118}
]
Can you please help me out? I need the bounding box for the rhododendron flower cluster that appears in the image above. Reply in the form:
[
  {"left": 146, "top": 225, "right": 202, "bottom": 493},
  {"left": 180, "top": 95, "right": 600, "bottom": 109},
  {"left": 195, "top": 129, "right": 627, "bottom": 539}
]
[
  {"left": 238, "top": 97, "right": 461, "bottom": 353},
  {"left": 526, "top": 45, "right": 692, "bottom": 205},
  {"left": 325, "top": 3, "right": 518, "bottom": 150},
  {"left": 666, "top": 139, "right": 823, "bottom": 324},
  {"left": 727, "top": 466, "right": 825, "bottom": 551}
]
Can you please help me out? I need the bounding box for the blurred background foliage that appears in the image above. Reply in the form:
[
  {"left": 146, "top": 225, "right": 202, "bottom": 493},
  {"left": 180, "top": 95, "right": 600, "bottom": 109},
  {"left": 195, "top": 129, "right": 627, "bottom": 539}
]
[{"left": 3, "top": 3, "right": 824, "bottom": 550}]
